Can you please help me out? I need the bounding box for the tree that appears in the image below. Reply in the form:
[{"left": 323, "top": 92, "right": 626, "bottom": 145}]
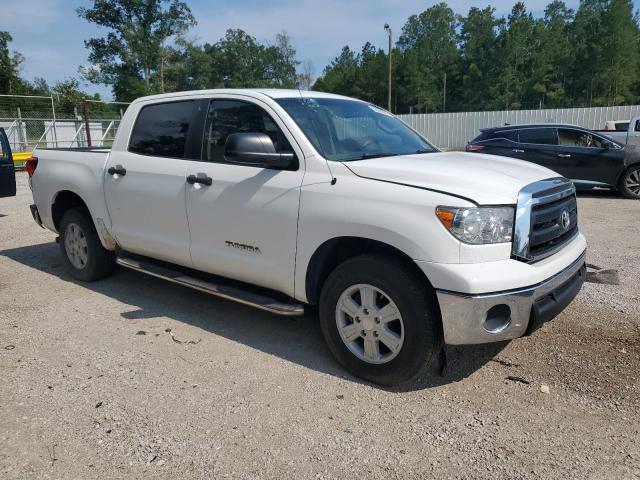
[
  {"left": 0, "top": 32, "right": 30, "bottom": 95},
  {"left": 77, "top": 0, "right": 196, "bottom": 101},
  {"left": 396, "top": 3, "right": 461, "bottom": 112},
  {"left": 267, "top": 31, "right": 299, "bottom": 88},
  {"left": 297, "top": 59, "right": 315, "bottom": 90},
  {"left": 313, "top": 46, "right": 359, "bottom": 96},
  {"left": 491, "top": 3, "right": 543, "bottom": 109},
  {"left": 459, "top": 7, "right": 500, "bottom": 110},
  {"left": 534, "top": 1, "right": 574, "bottom": 107}
]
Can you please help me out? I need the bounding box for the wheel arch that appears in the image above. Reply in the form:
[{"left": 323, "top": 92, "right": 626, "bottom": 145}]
[
  {"left": 51, "top": 190, "right": 91, "bottom": 232},
  {"left": 304, "top": 236, "right": 436, "bottom": 306}
]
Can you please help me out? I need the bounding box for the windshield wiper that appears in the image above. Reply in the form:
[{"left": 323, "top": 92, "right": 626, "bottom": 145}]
[
  {"left": 412, "top": 149, "right": 434, "bottom": 154},
  {"left": 349, "top": 152, "right": 401, "bottom": 161}
]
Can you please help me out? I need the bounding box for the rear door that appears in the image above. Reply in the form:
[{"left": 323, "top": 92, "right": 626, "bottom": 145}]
[
  {"left": 104, "top": 100, "right": 197, "bottom": 266},
  {"left": 0, "top": 128, "right": 16, "bottom": 198},
  {"left": 515, "top": 127, "right": 569, "bottom": 175}
]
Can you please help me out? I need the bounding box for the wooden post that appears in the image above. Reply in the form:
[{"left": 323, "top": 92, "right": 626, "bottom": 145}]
[{"left": 82, "top": 98, "right": 92, "bottom": 147}]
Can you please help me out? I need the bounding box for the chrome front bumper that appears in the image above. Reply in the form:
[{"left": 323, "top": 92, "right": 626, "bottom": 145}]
[{"left": 436, "top": 251, "right": 586, "bottom": 345}]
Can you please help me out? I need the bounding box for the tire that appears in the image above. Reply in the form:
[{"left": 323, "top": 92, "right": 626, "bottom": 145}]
[
  {"left": 59, "top": 207, "right": 115, "bottom": 282},
  {"left": 619, "top": 165, "right": 640, "bottom": 199},
  {"left": 319, "top": 254, "right": 442, "bottom": 386}
]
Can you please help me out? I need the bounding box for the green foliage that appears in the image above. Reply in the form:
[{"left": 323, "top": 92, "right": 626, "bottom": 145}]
[
  {"left": 0, "top": 32, "right": 32, "bottom": 95},
  {"left": 315, "top": 0, "right": 640, "bottom": 112},
  {"left": 77, "top": 0, "right": 196, "bottom": 101},
  {"left": 159, "top": 29, "right": 300, "bottom": 92}
]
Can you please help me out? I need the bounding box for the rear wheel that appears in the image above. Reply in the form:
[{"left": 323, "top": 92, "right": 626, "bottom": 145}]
[
  {"left": 59, "top": 208, "right": 115, "bottom": 281},
  {"left": 620, "top": 165, "right": 640, "bottom": 199},
  {"left": 319, "top": 255, "right": 442, "bottom": 386}
]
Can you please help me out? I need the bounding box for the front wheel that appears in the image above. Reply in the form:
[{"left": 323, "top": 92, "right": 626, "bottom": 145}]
[
  {"left": 619, "top": 165, "right": 640, "bottom": 199},
  {"left": 319, "top": 255, "right": 442, "bottom": 386},
  {"left": 59, "top": 208, "right": 115, "bottom": 281}
]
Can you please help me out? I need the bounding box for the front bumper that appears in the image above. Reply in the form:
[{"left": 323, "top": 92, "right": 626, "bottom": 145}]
[{"left": 436, "top": 250, "right": 586, "bottom": 345}]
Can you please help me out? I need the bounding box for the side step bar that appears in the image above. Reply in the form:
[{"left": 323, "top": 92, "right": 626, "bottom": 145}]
[{"left": 116, "top": 254, "right": 305, "bottom": 317}]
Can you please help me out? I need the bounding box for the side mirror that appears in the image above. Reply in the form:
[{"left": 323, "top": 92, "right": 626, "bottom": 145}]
[
  {"left": 224, "top": 132, "right": 296, "bottom": 170},
  {"left": 602, "top": 140, "right": 613, "bottom": 150}
]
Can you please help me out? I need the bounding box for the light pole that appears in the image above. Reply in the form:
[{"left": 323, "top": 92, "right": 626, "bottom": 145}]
[{"left": 384, "top": 23, "right": 392, "bottom": 112}]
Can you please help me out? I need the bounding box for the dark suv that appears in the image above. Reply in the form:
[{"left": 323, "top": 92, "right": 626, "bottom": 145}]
[{"left": 466, "top": 124, "right": 640, "bottom": 199}]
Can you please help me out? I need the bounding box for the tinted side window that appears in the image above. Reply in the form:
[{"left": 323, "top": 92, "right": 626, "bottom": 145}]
[
  {"left": 491, "top": 130, "right": 518, "bottom": 142},
  {"left": 518, "top": 128, "right": 557, "bottom": 145},
  {"left": 202, "top": 100, "right": 293, "bottom": 163},
  {"left": 558, "top": 129, "right": 607, "bottom": 148},
  {"left": 635, "top": 120, "right": 640, "bottom": 132},
  {"left": 129, "top": 101, "right": 194, "bottom": 158}
]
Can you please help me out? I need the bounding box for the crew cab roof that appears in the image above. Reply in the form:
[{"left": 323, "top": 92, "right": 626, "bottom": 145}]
[{"left": 130, "top": 88, "right": 356, "bottom": 105}]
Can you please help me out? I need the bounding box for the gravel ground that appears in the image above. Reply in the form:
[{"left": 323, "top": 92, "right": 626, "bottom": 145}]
[{"left": 1, "top": 172, "right": 639, "bottom": 479}]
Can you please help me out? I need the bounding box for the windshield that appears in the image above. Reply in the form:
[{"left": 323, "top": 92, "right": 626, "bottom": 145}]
[{"left": 275, "top": 97, "right": 437, "bottom": 161}]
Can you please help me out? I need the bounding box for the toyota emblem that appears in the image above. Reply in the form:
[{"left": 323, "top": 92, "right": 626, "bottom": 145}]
[{"left": 560, "top": 209, "right": 570, "bottom": 230}]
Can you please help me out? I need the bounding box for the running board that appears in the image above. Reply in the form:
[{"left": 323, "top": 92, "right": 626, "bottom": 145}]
[{"left": 115, "top": 254, "right": 305, "bottom": 317}]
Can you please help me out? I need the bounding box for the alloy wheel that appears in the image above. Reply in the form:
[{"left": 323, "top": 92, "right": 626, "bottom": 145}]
[
  {"left": 64, "top": 222, "right": 89, "bottom": 269},
  {"left": 335, "top": 284, "right": 404, "bottom": 364}
]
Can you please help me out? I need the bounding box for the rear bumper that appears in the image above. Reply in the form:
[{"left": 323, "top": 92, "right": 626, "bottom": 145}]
[
  {"left": 435, "top": 250, "right": 586, "bottom": 345},
  {"left": 29, "top": 204, "right": 44, "bottom": 228}
]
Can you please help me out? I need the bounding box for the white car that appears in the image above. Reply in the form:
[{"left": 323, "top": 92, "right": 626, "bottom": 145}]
[{"left": 27, "top": 89, "right": 587, "bottom": 385}]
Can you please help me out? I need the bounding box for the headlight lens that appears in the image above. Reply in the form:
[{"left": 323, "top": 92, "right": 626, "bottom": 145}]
[{"left": 436, "top": 206, "right": 514, "bottom": 244}]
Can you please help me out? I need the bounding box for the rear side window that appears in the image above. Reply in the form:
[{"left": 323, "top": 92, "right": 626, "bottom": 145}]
[
  {"left": 492, "top": 130, "right": 518, "bottom": 142},
  {"left": 129, "top": 101, "right": 194, "bottom": 158},
  {"left": 472, "top": 129, "right": 517, "bottom": 143},
  {"left": 518, "top": 128, "right": 557, "bottom": 145}
]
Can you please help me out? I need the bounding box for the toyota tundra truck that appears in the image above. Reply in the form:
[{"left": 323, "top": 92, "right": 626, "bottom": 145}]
[{"left": 27, "top": 89, "right": 587, "bottom": 385}]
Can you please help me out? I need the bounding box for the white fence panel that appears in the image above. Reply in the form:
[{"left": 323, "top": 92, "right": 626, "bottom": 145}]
[
  {"left": 398, "top": 105, "right": 640, "bottom": 149},
  {"left": 44, "top": 121, "right": 104, "bottom": 148},
  {"left": 0, "top": 120, "right": 27, "bottom": 151}
]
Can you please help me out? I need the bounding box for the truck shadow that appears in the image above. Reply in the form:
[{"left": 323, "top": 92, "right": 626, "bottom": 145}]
[
  {"left": 1, "top": 241, "right": 505, "bottom": 392},
  {"left": 575, "top": 188, "right": 621, "bottom": 199}
]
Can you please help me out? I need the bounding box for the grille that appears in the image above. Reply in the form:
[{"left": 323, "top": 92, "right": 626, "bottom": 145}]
[{"left": 513, "top": 178, "right": 578, "bottom": 262}]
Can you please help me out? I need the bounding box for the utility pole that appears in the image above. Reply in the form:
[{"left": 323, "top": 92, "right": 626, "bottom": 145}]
[
  {"left": 384, "top": 23, "right": 392, "bottom": 112},
  {"left": 443, "top": 72, "right": 447, "bottom": 113}
]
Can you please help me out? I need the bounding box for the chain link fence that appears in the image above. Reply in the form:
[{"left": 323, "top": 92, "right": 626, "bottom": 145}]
[{"left": 0, "top": 94, "right": 130, "bottom": 156}]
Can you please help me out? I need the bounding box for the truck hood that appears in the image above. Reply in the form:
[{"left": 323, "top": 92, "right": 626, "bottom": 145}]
[{"left": 345, "top": 152, "right": 559, "bottom": 205}]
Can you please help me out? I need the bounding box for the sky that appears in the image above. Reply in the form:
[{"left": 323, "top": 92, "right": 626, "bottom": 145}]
[{"left": 1, "top": 0, "right": 637, "bottom": 100}]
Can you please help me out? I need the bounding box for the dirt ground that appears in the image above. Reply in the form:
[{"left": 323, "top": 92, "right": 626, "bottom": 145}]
[{"left": 1, "top": 172, "right": 639, "bottom": 479}]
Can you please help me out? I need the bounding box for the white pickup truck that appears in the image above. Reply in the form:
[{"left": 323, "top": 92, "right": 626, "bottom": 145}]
[{"left": 28, "top": 89, "right": 587, "bottom": 385}]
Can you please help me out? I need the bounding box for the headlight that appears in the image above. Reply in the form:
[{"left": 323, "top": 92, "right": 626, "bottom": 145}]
[{"left": 436, "top": 206, "right": 514, "bottom": 244}]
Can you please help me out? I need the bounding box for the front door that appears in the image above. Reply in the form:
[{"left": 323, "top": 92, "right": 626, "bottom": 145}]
[
  {"left": 0, "top": 128, "right": 16, "bottom": 198},
  {"left": 556, "top": 128, "right": 623, "bottom": 185},
  {"left": 185, "top": 97, "right": 305, "bottom": 296},
  {"left": 104, "top": 100, "right": 197, "bottom": 266}
]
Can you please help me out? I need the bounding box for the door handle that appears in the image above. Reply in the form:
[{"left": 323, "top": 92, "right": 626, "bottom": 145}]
[
  {"left": 108, "top": 165, "right": 127, "bottom": 176},
  {"left": 512, "top": 148, "right": 525, "bottom": 153},
  {"left": 187, "top": 174, "right": 212, "bottom": 186},
  {"left": 557, "top": 153, "right": 571, "bottom": 158}
]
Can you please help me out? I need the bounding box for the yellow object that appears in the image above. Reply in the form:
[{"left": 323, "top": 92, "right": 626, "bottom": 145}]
[{"left": 13, "top": 151, "right": 33, "bottom": 164}]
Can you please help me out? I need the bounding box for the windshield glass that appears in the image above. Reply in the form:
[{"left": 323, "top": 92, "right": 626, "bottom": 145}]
[{"left": 275, "top": 97, "right": 437, "bottom": 161}]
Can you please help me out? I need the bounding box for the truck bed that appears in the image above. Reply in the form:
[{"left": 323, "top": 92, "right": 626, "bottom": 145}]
[{"left": 31, "top": 146, "right": 112, "bottom": 235}]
